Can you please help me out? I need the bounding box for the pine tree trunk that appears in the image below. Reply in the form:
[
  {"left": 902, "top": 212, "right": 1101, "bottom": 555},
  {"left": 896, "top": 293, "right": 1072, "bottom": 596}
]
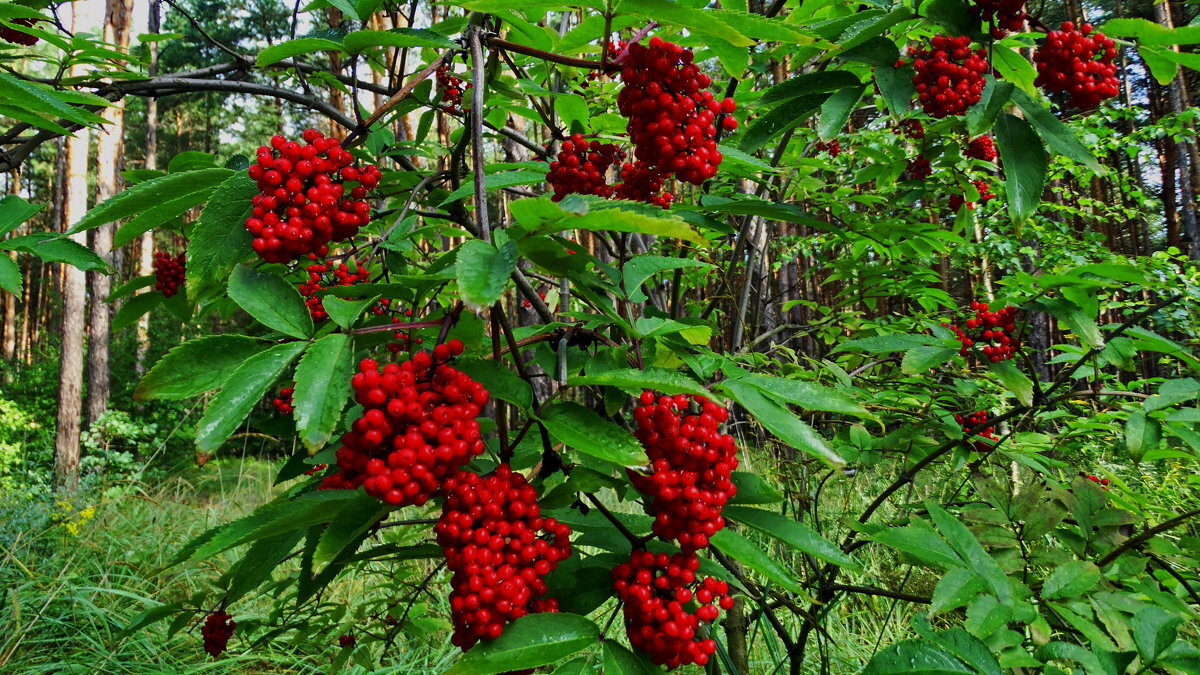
[
  {"left": 135, "top": 0, "right": 160, "bottom": 375},
  {"left": 55, "top": 4, "right": 91, "bottom": 490},
  {"left": 86, "top": 0, "right": 134, "bottom": 425},
  {"left": 2, "top": 170, "right": 17, "bottom": 365}
]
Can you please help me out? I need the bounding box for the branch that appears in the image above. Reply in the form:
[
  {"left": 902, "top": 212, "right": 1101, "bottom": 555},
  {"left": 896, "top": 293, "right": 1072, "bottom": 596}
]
[
  {"left": 487, "top": 36, "right": 618, "bottom": 72},
  {"left": 469, "top": 27, "right": 490, "bottom": 240},
  {"left": 828, "top": 584, "right": 931, "bottom": 604},
  {"left": 343, "top": 51, "right": 452, "bottom": 147},
  {"left": 1096, "top": 508, "right": 1200, "bottom": 568},
  {"left": 123, "top": 77, "right": 357, "bottom": 129}
]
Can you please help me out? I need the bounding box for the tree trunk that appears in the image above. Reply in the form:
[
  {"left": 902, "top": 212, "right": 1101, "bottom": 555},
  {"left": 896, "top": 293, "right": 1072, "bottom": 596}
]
[
  {"left": 2, "top": 170, "right": 18, "bottom": 365},
  {"left": 86, "top": 0, "right": 134, "bottom": 425},
  {"left": 135, "top": 0, "right": 160, "bottom": 375},
  {"left": 55, "top": 3, "right": 91, "bottom": 490}
]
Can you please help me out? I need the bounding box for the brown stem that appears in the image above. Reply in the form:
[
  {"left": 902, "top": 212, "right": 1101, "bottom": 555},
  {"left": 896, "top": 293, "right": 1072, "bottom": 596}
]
[
  {"left": 1096, "top": 508, "right": 1200, "bottom": 568},
  {"left": 344, "top": 51, "right": 452, "bottom": 147},
  {"left": 487, "top": 37, "right": 619, "bottom": 72}
]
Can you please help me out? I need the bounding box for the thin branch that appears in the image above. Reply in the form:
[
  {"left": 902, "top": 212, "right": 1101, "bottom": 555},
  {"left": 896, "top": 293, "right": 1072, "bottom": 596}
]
[
  {"left": 469, "top": 27, "right": 490, "bottom": 240},
  {"left": 1096, "top": 508, "right": 1200, "bottom": 568},
  {"left": 487, "top": 36, "right": 618, "bottom": 72}
]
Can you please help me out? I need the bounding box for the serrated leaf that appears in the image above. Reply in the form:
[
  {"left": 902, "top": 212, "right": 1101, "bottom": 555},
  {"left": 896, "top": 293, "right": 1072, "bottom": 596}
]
[
  {"left": 322, "top": 295, "right": 379, "bottom": 330},
  {"left": 720, "top": 380, "right": 846, "bottom": 466},
  {"left": 0, "top": 233, "right": 109, "bottom": 271},
  {"left": 621, "top": 255, "right": 713, "bottom": 302},
  {"left": 0, "top": 72, "right": 107, "bottom": 128},
  {"left": 1010, "top": 88, "right": 1102, "bottom": 172},
  {"left": 1125, "top": 410, "right": 1160, "bottom": 462},
  {"left": 554, "top": 94, "right": 589, "bottom": 131},
  {"left": 709, "top": 528, "right": 804, "bottom": 593},
  {"left": 112, "top": 188, "right": 219, "bottom": 248},
  {"left": 986, "top": 359, "right": 1033, "bottom": 407},
  {"left": 112, "top": 292, "right": 162, "bottom": 333},
  {"left": 456, "top": 237, "right": 518, "bottom": 308},
  {"left": 966, "top": 77, "right": 1013, "bottom": 136},
  {"left": 0, "top": 193, "right": 43, "bottom": 237},
  {"left": 874, "top": 64, "right": 915, "bottom": 114},
  {"left": 1042, "top": 560, "right": 1100, "bottom": 599},
  {"left": 730, "top": 471, "right": 783, "bottom": 504},
  {"left": 0, "top": 254, "right": 20, "bottom": 295},
  {"left": 183, "top": 489, "right": 361, "bottom": 561},
  {"left": 186, "top": 173, "right": 256, "bottom": 299},
  {"left": 995, "top": 113, "right": 1046, "bottom": 225},
  {"left": 195, "top": 341, "right": 308, "bottom": 452},
  {"left": 135, "top": 335, "right": 269, "bottom": 400},
  {"left": 228, "top": 264, "right": 314, "bottom": 338},
  {"left": 736, "top": 373, "right": 870, "bottom": 417},
  {"left": 736, "top": 94, "right": 829, "bottom": 151},
  {"left": 342, "top": 28, "right": 455, "bottom": 53},
  {"left": 863, "top": 638, "right": 975, "bottom": 674},
  {"left": 454, "top": 358, "right": 534, "bottom": 411},
  {"left": 440, "top": 171, "right": 547, "bottom": 206},
  {"left": 602, "top": 641, "right": 658, "bottom": 674},
  {"left": 902, "top": 346, "right": 958, "bottom": 374},
  {"left": 294, "top": 333, "right": 355, "bottom": 451},
  {"left": 818, "top": 85, "right": 865, "bottom": 139},
  {"left": 445, "top": 613, "right": 599, "bottom": 675},
  {"left": 256, "top": 37, "right": 344, "bottom": 66},
  {"left": 833, "top": 333, "right": 939, "bottom": 353},
  {"left": 66, "top": 168, "right": 232, "bottom": 235},
  {"left": 538, "top": 402, "right": 645, "bottom": 467},
  {"left": 569, "top": 368, "right": 709, "bottom": 397},
  {"left": 313, "top": 492, "right": 390, "bottom": 567},
  {"left": 724, "top": 505, "right": 858, "bottom": 569}
]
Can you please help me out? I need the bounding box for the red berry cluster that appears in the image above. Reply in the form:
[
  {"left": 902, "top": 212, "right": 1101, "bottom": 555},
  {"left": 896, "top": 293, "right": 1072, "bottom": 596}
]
[
  {"left": 297, "top": 258, "right": 383, "bottom": 322},
  {"left": 1033, "top": 22, "right": 1119, "bottom": 109},
  {"left": 617, "top": 37, "right": 735, "bottom": 186},
  {"left": 814, "top": 139, "right": 842, "bottom": 157},
  {"left": 945, "top": 302, "right": 1019, "bottom": 361},
  {"left": 612, "top": 551, "right": 734, "bottom": 669},
  {"left": 153, "top": 250, "right": 186, "bottom": 297},
  {"left": 0, "top": 18, "right": 38, "bottom": 46},
  {"left": 954, "top": 410, "right": 997, "bottom": 452},
  {"left": 437, "top": 466, "right": 571, "bottom": 650},
  {"left": 437, "top": 65, "right": 469, "bottom": 113},
  {"left": 272, "top": 386, "right": 294, "bottom": 414},
  {"left": 546, "top": 134, "right": 625, "bottom": 202},
  {"left": 965, "top": 135, "right": 997, "bottom": 162},
  {"left": 949, "top": 179, "right": 996, "bottom": 212},
  {"left": 245, "top": 130, "right": 381, "bottom": 263},
  {"left": 971, "top": 0, "right": 1027, "bottom": 35},
  {"left": 906, "top": 156, "right": 933, "bottom": 180},
  {"left": 320, "top": 341, "right": 487, "bottom": 506},
  {"left": 201, "top": 611, "right": 235, "bottom": 658},
  {"left": 631, "top": 393, "right": 738, "bottom": 552},
  {"left": 338, "top": 633, "right": 356, "bottom": 648},
  {"left": 612, "top": 160, "right": 674, "bottom": 208},
  {"left": 893, "top": 119, "right": 925, "bottom": 140},
  {"left": 911, "top": 36, "right": 989, "bottom": 118},
  {"left": 1085, "top": 474, "right": 1111, "bottom": 487}
]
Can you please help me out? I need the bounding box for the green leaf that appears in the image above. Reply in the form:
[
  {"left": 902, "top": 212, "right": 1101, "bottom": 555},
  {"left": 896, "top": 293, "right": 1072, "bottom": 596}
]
[
  {"left": 602, "top": 641, "right": 658, "bottom": 675},
  {"left": 538, "top": 402, "right": 645, "bottom": 467},
  {"left": 0, "top": 72, "right": 107, "bottom": 128},
  {"left": 194, "top": 342, "right": 308, "bottom": 452},
  {"left": 863, "top": 638, "right": 975, "bottom": 674},
  {"left": 736, "top": 94, "right": 829, "bottom": 151},
  {"left": 730, "top": 471, "right": 783, "bottom": 504},
  {"left": 926, "top": 502, "right": 1012, "bottom": 605},
  {"left": 569, "top": 368, "right": 709, "bottom": 397},
  {"left": 256, "top": 37, "right": 344, "bottom": 66},
  {"left": 833, "top": 333, "right": 938, "bottom": 354},
  {"left": 0, "top": 193, "right": 43, "bottom": 237},
  {"left": 105, "top": 274, "right": 155, "bottom": 302},
  {"left": 930, "top": 568, "right": 987, "bottom": 616},
  {"left": 919, "top": 0, "right": 974, "bottom": 36},
  {"left": 182, "top": 489, "right": 362, "bottom": 561},
  {"left": 342, "top": 28, "right": 455, "bottom": 53},
  {"left": 119, "top": 603, "right": 184, "bottom": 639},
  {"left": 698, "top": 196, "right": 830, "bottom": 230},
  {"left": 445, "top": 613, "right": 599, "bottom": 675},
  {"left": 1010, "top": 88, "right": 1102, "bottom": 172},
  {"left": 0, "top": 254, "right": 20, "bottom": 295},
  {"left": 990, "top": 45, "right": 1038, "bottom": 96},
  {"left": 840, "top": 36, "right": 901, "bottom": 67},
  {"left": 456, "top": 237, "right": 518, "bottom": 308},
  {"left": 1041, "top": 561, "right": 1101, "bottom": 599},
  {"left": 294, "top": 333, "right": 355, "bottom": 451},
  {"left": 902, "top": 346, "right": 959, "bottom": 374},
  {"left": 818, "top": 85, "right": 865, "bottom": 139},
  {"left": 736, "top": 373, "right": 870, "bottom": 417},
  {"left": 228, "top": 264, "right": 314, "bottom": 339},
  {"left": 986, "top": 358, "right": 1034, "bottom": 407},
  {"left": 1124, "top": 410, "right": 1160, "bottom": 462},
  {"left": 186, "top": 173, "right": 256, "bottom": 299},
  {"left": 312, "top": 492, "right": 390, "bottom": 567},
  {"left": 554, "top": 94, "right": 590, "bottom": 131},
  {"left": 621, "top": 255, "right": 713, "bottom": 302},
  {"left": 759, "top": 71, "right": 862, "bottom": 106},
  {"left": 709, "top": 528, "right": 804, "bottom": 593},
  {"left": 439, "top": 171, "right": 547, "bottom": 206},
  {"left": 1143, "top": 378, "right": 1199, "bottom": 412},
  {"left": 111, "top": 292, "right": 162, "bottom": 333},
  {"left": 558, "top": 205, "right": 707, "bottom": 245},
  {"left": 874, "top": 64, "right": 915, "bottom": 114},
  {"left": 994, "top": 113, "right": 1046, "bottom": 225},
  {"left": 454, "top": 358, "right": 534, "bottom": 411},
  {"left": 871, "top": 522, "right": 962, "bottom": 569},
  {"left": 66, "top": 168, "right": 233, "bottom": 235},
  {"left": 135, "top": 335, "right": 269, "bottom": 400},
  {"left": 0, "top": 233, "right": 109, "bottom": 271},
  {"left": 112, "top": 187, "right": 221, "bottom": 248},
  {"left": 720, "top": 380, "right": 846, "bottom": 466},
  {"left": 724, "top": 505, "right": 858, "bottom": 569},
  {"left": 1133, "top": 607, "right": 1182, "bottom": 662},
  {"left": 966, "top": 76, "right": 1014, "bottom": 136},
  {"left": 0, "top": 104, "right": 72, "bottom": 136},
  {"left": 322, "top": 295, "right": 379, "bottom": 330},
  {"left": 617, "top": 0, "right": 753, "bottom": 47}
]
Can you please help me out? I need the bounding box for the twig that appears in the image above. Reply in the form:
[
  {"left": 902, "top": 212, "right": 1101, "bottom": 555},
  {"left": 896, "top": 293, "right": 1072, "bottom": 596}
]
[
  {"left": 469, "top": 27, "right": 491, "bottom": 240},
  {"left": 1096, "top": 508, "right": 1200, "bottom": 567}
]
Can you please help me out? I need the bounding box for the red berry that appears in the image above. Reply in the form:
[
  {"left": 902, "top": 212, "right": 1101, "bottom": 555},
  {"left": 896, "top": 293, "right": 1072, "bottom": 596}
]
[
  {"left": 910, "top": 36, "right": 989, "bottom": 118},
  {"left": 152, "top": 250, "right": 187, "bottom": 297},
  {"left": 200, "top": 612, "right": 236, "bottom": 658},
  {"left": 1034, "top": 23, "right": 1120, "bottom": 109}
]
